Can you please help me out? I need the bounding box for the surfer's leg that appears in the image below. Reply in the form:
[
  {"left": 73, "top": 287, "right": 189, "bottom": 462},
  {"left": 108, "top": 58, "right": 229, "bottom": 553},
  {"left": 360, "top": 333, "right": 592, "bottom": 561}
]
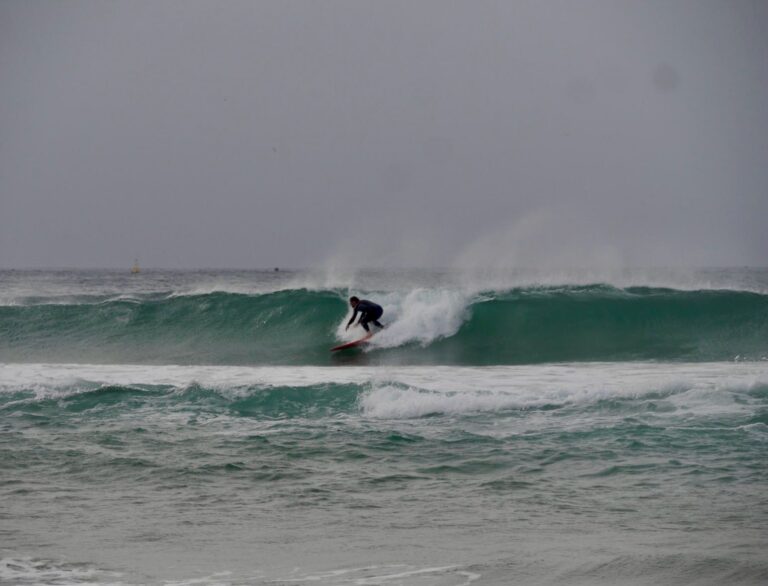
[
  {"left": 369, "top": 307, "right": 383, "bottom": 329},
  {"left": 359, "top": 318, "right": 371, "bottom": 332}
]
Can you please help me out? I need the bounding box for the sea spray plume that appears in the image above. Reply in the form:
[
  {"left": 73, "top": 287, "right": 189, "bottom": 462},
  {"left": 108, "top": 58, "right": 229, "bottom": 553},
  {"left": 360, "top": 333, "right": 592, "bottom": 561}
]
[
  {"left": 284, "top": 264, "right": 360, "bottom": 293},
  {"left": 452, "top": 205, "right": 625, "bottom": 273},
  {"left": 318, "top": 229, "right": 445, "bottom": 272},
  {"left": 332, "top": 288, "right": 471, "bottom": 347},
  {"left": 364, "top": 289, "right": 471, "bottom": 348}
]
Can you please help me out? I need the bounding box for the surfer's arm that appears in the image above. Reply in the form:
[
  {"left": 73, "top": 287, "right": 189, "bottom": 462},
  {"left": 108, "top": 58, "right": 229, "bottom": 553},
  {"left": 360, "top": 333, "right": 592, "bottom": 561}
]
[{"left": 346, "top": 309, "right": 358, "bottom": 330}]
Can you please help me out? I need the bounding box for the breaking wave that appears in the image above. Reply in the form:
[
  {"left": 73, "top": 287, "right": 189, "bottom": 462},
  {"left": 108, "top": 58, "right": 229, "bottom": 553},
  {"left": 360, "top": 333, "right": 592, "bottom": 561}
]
[{"left": 1, "top": 285, "right": 766, "bottom": 365}]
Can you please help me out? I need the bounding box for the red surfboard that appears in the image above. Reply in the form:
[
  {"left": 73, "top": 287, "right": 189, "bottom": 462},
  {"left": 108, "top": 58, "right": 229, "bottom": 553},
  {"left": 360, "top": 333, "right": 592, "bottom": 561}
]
[{"left": 331, "top": 332, "right": 373, "bottom": 352}]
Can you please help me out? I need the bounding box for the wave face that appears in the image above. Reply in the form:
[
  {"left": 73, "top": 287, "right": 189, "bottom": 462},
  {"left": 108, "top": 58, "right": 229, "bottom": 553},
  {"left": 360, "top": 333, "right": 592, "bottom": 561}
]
[{"left": 1, "top": 284, "right": 766, "bottom": 365}]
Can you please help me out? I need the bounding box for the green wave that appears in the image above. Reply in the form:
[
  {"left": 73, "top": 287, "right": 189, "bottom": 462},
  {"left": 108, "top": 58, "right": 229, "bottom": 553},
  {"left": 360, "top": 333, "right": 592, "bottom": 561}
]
[
  {"left": 425, "top": 285, "right": 768, "bottom": 364},
  {"left": 0, "top": 286, "right": 766, "bottom": 365},
  {"left": 0, "top": 382, "right": 364, "bottom": 420},
  {"left": 5, "top": 379, "right": 768, "bottom": 425}
]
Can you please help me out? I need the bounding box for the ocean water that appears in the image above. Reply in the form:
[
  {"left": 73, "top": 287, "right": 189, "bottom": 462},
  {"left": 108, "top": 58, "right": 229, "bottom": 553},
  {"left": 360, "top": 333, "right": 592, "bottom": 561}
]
[{"left": 1, "top": 268, "right": 767, "bottom": 585}]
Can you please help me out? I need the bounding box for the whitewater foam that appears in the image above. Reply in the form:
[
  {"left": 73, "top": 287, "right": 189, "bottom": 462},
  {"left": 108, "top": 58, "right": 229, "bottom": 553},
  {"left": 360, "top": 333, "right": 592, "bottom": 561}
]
[
  {"left": 0, "top": 557, "right": 124, "bottom": 586},
  {"left": 335, "top": 288, "right": 472, "bottom": 348},
  {"left": 358, "top": 365, "right": 768, "bottom": 420},
  {"left": 3, "top": 362, "right": 767, "bottom": 421}
]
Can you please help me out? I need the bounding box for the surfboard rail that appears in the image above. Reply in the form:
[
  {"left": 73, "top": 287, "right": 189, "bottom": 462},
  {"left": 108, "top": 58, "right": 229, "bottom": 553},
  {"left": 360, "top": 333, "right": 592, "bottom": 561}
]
[{"left": 330, "top": 332, "right": 373, "bottom": 352}]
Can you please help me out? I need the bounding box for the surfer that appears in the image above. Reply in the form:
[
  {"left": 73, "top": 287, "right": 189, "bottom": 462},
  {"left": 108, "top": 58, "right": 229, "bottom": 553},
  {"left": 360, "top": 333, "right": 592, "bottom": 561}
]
[{"left": 346, "top": 296, "right": 384, "bottom": 333}]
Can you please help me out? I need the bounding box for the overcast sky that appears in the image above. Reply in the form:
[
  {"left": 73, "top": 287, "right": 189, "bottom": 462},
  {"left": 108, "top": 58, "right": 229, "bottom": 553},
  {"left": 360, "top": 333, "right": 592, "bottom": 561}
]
[{"left": 1, "top": 0, "right": 766, "bottom": 269}]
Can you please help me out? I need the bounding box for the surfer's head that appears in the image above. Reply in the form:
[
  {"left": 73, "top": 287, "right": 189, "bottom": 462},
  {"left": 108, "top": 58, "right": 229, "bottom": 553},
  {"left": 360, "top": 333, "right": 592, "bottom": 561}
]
[{"left": 349, "top": 296, "right": 359, "bottom": 308}]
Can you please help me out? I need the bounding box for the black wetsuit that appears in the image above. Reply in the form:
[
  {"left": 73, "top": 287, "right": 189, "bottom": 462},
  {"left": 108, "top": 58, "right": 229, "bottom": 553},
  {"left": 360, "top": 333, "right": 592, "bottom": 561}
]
[{"left": 347, "top": 300, "right": 384, "bottom": 332}]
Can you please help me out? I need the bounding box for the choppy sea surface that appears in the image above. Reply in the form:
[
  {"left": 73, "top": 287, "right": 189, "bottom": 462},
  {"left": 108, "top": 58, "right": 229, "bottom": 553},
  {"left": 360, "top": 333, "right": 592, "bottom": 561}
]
[{"left": 1, "top": 268, "right": 767, "bottom": 585}]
